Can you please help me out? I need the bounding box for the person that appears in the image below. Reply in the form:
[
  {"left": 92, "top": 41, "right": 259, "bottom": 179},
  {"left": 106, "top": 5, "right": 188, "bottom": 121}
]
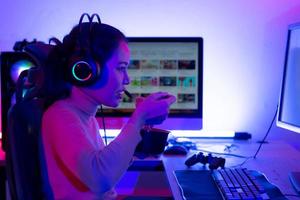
[{"left": 39, "top": 13, "right": 176, "bottom": 200}]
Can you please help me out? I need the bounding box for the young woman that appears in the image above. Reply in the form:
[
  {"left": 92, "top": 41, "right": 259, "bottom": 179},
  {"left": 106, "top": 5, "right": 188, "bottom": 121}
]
[{"left": 40, "top": 14, "right": 176, "bottom": 200}]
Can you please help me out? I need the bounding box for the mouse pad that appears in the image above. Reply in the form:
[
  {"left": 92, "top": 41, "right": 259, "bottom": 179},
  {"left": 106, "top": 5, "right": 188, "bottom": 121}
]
[
  {"left": 174, "top": 170, "right": 223, "bottom": 200},
  {"left": 174, "top": 170, "right": 288, "bottom": 200}
]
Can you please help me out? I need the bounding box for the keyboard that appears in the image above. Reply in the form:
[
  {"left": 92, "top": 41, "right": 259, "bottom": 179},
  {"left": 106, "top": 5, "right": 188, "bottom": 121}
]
[{"left": 212, "top": 168, "right": 270, "bottom": 200}]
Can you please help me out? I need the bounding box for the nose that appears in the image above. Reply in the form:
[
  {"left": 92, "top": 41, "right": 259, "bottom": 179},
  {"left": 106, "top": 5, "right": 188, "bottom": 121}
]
[{"left": 123, "top": 71, "right": 130, "bottom": 85}]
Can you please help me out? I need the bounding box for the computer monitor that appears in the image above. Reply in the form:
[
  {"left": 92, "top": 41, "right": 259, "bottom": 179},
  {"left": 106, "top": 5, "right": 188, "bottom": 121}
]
[
  {"left": 102, "top": 37, "right": 203, "bottom": 120},
  {"left": 277, "top": 23, "right": 300, "bottom": 133},
  {"left": 277, "top": 23, "right": 300, "bottom": 193}
]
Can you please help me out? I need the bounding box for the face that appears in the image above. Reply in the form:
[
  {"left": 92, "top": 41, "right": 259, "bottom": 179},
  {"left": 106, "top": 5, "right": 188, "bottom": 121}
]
[{"left": 81, "top": 40, "right": 131, "bottom": 107}]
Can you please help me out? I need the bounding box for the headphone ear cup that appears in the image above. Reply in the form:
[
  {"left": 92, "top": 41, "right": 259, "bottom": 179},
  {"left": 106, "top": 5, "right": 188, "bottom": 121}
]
[{"left": 68, "top": 53, "right": 101, "bottom": 86}]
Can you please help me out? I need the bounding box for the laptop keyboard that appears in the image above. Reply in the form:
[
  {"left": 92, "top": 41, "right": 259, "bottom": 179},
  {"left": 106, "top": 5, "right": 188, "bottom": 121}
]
[{"left": 212, "top": 168, "right": 270, "bottom": 200}]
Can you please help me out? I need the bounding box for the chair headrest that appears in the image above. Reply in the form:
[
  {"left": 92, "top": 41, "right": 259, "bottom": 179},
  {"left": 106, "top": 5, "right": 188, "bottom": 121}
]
[
  {"left": 24, "top": 42, "right": 54, "bottom": 66},
  {"left": 16, "top": 42, "right": 54, "bottom": 101}
]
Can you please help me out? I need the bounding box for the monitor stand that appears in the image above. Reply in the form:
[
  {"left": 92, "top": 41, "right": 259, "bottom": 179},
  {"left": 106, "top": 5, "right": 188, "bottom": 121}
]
[{"left": 289, "top": 171, "right": 300, "bottom": 193}]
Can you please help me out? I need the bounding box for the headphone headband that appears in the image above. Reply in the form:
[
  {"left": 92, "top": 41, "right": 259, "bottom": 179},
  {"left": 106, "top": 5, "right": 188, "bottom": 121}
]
[
  {"left": 90, "top": 13, "right": 101, "bottom": 23},
  {"left": 78, "top": 13, "right": 101, "bottom": 33},
  {"left": 68, "top": 13, "right": 102, "bottom": 86}
]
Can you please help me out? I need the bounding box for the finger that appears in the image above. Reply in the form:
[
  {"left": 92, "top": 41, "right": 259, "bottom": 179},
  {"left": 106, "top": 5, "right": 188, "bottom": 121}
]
[{"left": 164, "top": 95, "right": 176, "bottom": 105}]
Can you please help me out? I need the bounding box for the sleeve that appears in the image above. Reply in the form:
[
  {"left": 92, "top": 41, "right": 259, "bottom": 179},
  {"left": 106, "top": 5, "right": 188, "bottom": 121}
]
[{"left": 42, "top": 107, "right": 142, "bottom": 195}]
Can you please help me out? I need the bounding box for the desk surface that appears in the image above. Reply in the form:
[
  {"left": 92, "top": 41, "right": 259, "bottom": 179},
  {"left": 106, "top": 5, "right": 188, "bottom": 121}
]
[
  {"left": 1, "top": 139, "right": 300, "bottom": 199},
  {"left": 161, "top": 139, "right": 300, "bottom": 200}
]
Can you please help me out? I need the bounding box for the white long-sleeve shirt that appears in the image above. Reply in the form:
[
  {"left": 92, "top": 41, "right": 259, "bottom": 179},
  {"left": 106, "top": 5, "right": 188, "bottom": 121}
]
[{"left": 40, "top": 89, "right": 142, "bottom": 200}]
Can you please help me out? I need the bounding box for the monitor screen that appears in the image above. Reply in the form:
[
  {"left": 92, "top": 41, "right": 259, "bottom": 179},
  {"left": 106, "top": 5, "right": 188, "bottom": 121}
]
[
  {"left": 101, "top": 37, "right": 203, "bottom": 119},
  {"left": 277, "top": 23, "right": 300, "bottom": 133}
]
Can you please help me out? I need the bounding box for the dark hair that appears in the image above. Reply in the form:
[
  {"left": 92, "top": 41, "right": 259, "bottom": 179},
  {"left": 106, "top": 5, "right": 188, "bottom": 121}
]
[{"left": 43, "top": 22, "right": 127, "bottom": 107}]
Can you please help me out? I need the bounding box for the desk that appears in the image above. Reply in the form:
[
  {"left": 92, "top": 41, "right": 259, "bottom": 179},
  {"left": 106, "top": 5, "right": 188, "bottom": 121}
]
[
  {"left": 1, "top": 139, "right": 300, "bottom": 199},
  {"left": 161, "top": 139, "right": 300, "bottom": 200}
]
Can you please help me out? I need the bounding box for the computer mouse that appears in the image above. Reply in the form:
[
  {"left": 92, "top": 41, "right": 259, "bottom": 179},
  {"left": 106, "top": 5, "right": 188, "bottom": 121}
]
[{"left": 163, "top": 145, "right": 188, "bottom": 155}]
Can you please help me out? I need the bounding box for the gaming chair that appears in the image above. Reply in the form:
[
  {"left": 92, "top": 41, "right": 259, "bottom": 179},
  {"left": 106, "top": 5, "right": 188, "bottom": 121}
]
[
  {"left": 5, "top": 14, "right": 103, "bottom": 199},
  {"left": 5, "top": 42, "right": 53, "bottom": 200}
]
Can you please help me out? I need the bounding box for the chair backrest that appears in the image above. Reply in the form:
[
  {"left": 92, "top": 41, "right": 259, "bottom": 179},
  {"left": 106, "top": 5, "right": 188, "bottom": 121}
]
[
  {"left": 6, "top": 96, "right": 45, "bottom": 200},
  {"left": 5, "top": 43, "right": 53, "bottom": 200}
]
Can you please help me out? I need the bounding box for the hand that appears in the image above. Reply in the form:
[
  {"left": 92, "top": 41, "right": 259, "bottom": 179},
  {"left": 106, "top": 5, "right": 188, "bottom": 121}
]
[{"left": 132, "top": 92, "right": 176, "bottom": 126}]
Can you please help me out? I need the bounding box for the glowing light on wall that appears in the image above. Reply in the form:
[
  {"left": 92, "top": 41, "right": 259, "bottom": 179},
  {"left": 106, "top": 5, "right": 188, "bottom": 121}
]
[{"left": 10, "top": 60, "right": 34, "bottom": 83}]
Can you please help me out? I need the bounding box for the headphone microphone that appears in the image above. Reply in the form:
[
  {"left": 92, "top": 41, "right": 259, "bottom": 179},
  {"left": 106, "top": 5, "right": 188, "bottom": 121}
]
[{"left": 68, "top": 13, "right": 102, "bottom": 86}]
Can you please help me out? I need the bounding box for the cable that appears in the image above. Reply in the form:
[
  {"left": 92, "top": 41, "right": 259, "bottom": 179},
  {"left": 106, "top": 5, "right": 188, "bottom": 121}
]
[
  {"left": 192, "top": 105, "right": 279, "bottom": 167},
  {"left": 229, "top": 157, "right": 254, "bottom": 168},
  {"left": 99, "top": 90, "right": 131, "bottom": 146},
  {"left": 253, "top": 105, "right": 278, "bottom": 158},
  {"left": 181, "top": 105, "right": 279, "bottom": 169},
  {"left": 230, "top": 105, "right": 279, "bottom": 167},
  {"left": 100, "top": 105, "right": 107, "bottom": 145},
  {"left": 231, "top": 105, "right": 279, "bottom": 166},
  {"left": 195, "top": 148, "right": 251, "bottom": 159}
]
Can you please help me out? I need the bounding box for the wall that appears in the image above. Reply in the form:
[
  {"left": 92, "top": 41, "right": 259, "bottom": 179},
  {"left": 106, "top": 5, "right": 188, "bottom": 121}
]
[{"left": 1, "top": 0, "right": 300, "bottom": 145}]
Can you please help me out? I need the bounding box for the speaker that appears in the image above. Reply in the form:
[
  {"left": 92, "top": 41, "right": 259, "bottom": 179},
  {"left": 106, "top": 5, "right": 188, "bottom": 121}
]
[{"left": 67, "top": 13, "right": 102, "bottom": 86}]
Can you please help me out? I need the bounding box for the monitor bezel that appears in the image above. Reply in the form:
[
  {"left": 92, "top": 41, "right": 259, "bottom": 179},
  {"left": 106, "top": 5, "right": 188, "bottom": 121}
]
[
  {"left": 277, "top": 23, "right": 300, "bottom": 133},
  {"left": 98, "top": 37, "right": 203, "bottom": 118}
]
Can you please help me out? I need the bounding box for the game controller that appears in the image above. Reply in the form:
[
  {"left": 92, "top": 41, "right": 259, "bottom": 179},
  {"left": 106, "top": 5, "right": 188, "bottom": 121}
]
[{"left": 184, "top": 152, "right": 226, "bottom": 170}]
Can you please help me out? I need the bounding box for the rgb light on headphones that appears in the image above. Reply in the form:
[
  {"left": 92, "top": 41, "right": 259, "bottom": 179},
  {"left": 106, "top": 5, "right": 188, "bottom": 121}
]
[
  {"left": 72, "top": 61, "right": 92, "bottom": 82},
  {"left": 10, "top": 60, "right": 35, "bottom": 83}
]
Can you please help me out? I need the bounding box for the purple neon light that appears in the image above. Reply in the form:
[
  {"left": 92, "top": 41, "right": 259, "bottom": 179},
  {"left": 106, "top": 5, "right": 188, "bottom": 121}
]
[{"left": 10, "top": 60, "right": 34, "bottom": 83}]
